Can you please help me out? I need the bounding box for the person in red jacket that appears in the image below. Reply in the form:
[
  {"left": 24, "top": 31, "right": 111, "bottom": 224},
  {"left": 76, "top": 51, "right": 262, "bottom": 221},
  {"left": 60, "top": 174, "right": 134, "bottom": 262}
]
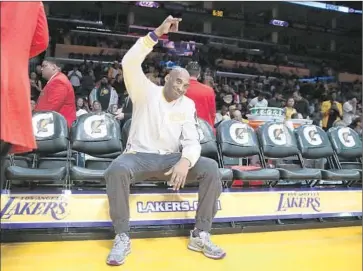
[
  {"left": 0, "top": 2, "right": 49, "bottom": 156},
  {"left": 185, "top": 62, "right": 216, "bottom": 129},
  {"left": 35, "top": 59, "right": 76, "bottom": 127}
]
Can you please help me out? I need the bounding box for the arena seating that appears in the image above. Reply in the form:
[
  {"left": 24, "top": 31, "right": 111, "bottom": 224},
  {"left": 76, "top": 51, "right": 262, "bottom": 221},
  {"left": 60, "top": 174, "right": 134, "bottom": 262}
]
[
  {"left": 70, "top": 112, "right": 123, "bottom": 186},
  {"left": 294, "top": 125, "right": 360, "bottom": 183},
  {"left": 3, "top": 111, "right": 362, "bottom": 190},
  {"left": 216, "top": 120, "right": 280, "bottom": 185},
  {"left": 327, "top": 127, "right": 363, "bottom": 186},
  {"left": 257, "top": 122, "right": 322, "bottom": 185},
  {"left": 5, "top": 111, "right": 72, "bottom": 189}
]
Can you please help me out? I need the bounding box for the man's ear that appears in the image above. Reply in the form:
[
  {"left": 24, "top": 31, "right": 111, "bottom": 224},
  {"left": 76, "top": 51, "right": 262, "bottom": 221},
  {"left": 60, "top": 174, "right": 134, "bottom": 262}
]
[{"left": 165, "top": 74, "right": 170, "bottom": 82}]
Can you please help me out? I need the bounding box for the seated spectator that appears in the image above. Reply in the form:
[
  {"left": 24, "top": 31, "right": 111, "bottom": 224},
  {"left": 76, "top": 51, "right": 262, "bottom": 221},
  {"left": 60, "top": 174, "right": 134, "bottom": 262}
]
[
  {"left": 284, "top": 98, "right": 297, "bottom": 120},
  {"left": 89, "top": 75, "right": 118, "bottom": 111},
  {"left": 107, "top": 104, "right": 119, "bottom": 116},
  {"left": 349, "top": 118, "right": 362, "bottom": 136},
  {"left": 232, "top": 110, "right": 248, "bottom": 123},
  {"left": 91, "top": 101, "right": 102, "bottom": 113},
  {"left": 30, "top": 71, "right": 42, "bottom": 101},
  {"left": 76, "top": 97, "right": 89, "bottom": 117},
  {"left": 215, "top": 105, "right": 230, "bottom": 125},
  {"left": 248, "top": 92, "right": 268, "bottom": 108}
]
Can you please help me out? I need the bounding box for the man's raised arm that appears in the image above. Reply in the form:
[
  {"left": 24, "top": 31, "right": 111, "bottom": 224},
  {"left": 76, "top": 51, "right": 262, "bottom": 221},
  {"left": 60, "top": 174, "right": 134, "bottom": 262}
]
[
  {"left": 121, "top": 33, "right": 158, "bottom": 103},
  {"left": 121, "top": 15, "right": 182, "bottom": 104}
]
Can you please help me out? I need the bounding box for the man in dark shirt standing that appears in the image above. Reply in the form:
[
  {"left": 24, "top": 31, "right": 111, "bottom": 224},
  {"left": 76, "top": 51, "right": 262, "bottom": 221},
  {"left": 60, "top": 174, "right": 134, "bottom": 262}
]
[
  {"left": 268, "top": 91, "right": 284, "bottom": 108},
  {"left": 185, "top": 62, "right": 216, "bottom": 129},
  {"left": 292, "top": 90, "right": 310, "bottom": 118}
]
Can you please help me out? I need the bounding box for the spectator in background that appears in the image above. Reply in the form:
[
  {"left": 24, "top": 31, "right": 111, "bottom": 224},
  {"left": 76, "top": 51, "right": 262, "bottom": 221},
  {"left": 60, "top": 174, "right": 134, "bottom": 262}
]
[
  {"left": 35, "top": 64, "right": 47, "bottom": 87},
  {"left": 146, "top": 65, "right": 161, "bottom": 85},
  {"left": 349, "top": 118, "right": 362, "bottom": 136},
  {"left": 112, "top": 73, "right": 126, "bottom": 105},
  {"left": 248, "top": 91, "right": 268, "bottom": 108},
  {"left": 31, "top": 100, "right": 36, "bottom": 112},
  {"left": 310, "top": 103, "right": 323, "bottom": 126},
  {"left": 268, "top": 91, "right": 283, "bottom": 108},
  {"left": 292, "top": 90, "right": 310, "bottom": 118},
  {"left": 68, "top": 66, "right": 82, "bottom": 95},
  {"left": 30, "top": 71, "right": 42, "bottom": 101},
  {"left": 321, "top": 93, "right": 342, "bottom": 131},
  {"left": 89, "top": 75, "right": 118, "bottom": 112},
  {"left": 185, "top": 62, "right": 216, "bottom": 129},
  {"left": 76, "top": 97, "right": 89, "bottom": 117},
  {"left": 80, "top": 69, "right": 95, "bottom": 96},
  {"left": 108, "top": 61, "right": 122, "bottom": 83},
  {"left": 343, "top": 95, "right": 357, "bottom": 126},
  {"left": 107, "top": 104, "right": 119, "bottom": 116},
  {"left": 215, "top": 105, "right": 230, "bottom": 125},
  {"left": 232, "top": 110, "right": 248, "bottom": 123},
  {"left": 284, "top": 98, "right": 297, "bottom": 120},
  {"left": 1, "top": 1, "right": 49, "bottom": 156},
  {"left": 91, "top": 101, "right": 102, "bottom": 113},
  {"left": 35, "top": 59, "right": 76, "bottom": 127}
]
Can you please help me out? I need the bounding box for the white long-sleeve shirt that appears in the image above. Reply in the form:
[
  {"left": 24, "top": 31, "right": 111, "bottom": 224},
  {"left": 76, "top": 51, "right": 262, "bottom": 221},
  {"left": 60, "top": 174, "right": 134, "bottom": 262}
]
[{"left": 122, "top": 34, "right": 201, "bottom": 167}]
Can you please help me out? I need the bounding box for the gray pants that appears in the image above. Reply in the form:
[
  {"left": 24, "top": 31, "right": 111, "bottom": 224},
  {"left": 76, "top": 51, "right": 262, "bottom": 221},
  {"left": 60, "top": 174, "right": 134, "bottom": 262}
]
[{"left": 104, "top": 152, "right": 223, "bottom": 234}]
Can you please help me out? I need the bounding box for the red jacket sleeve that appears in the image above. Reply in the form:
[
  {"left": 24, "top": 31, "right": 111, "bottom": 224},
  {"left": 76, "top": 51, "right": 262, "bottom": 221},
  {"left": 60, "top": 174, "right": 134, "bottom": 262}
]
[
  {"left": 209, "top": 90, "right": 216, "bottom": 124},
  {"left": 29, "top": 2, "right": 49, "bottom": 59},
  {"left": 35, "top": 80, "right": 66, "bottom": 112}
]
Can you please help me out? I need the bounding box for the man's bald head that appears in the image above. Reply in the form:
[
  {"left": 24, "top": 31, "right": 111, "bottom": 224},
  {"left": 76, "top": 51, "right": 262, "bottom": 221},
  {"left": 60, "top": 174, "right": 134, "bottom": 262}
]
[
  {"left": 232, "top": 110, "right": 242, "bottom": 120},
  {"left": 163, "top": 67, "right": 190, "bottom": 102}
]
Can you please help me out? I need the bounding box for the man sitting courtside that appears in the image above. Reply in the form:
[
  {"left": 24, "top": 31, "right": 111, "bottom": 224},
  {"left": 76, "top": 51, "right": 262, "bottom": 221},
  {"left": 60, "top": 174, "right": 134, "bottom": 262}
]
[{"left": 104, "top": 16, "right": 226, "bottom": 266}]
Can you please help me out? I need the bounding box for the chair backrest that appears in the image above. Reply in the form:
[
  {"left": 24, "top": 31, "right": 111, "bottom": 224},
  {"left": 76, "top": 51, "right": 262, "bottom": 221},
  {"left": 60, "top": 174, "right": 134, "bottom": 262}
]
[
  {"left": 121, "top": 118, "right": 132, "bottom": 149},
  {"left": 32, "top": 111, "right": 69, "bottom": 154},
  {"left": 295, "top": 125, "right": 334, "bottom": 159},
  {"left": 217, "top": 120, "right": 259, "bottom": 157},
  {"left": 71, "top": 112, "right": 122, "bottom": 157},
  {"left": 328, "top": 127, "right": 362, "bottom": 159},
  {"left": 257, "top": 121, "right": 299, "bottom": 158},
  {"left": 197, "top": 118, "right": 219, "bottom": 160}
]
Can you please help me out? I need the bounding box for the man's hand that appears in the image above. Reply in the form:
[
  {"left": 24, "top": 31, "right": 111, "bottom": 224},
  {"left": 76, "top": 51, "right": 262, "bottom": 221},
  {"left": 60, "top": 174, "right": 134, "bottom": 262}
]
[
  {"left": 154, "top": 15, "right": 182, "bottom": 37},
  {"left": 115, "top": 112, "right": 125, "bottom": 120},
  {"left": 164, "top": 158, "right": 190, "bottom": 191}
]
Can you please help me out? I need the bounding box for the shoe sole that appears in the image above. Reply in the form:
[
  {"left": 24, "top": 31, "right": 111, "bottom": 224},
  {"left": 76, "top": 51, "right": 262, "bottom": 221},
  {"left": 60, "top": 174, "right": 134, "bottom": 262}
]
[
  {"left": 188, "top": 244, "right": 226, "bottom": 260},
  {"left": 106, "top": 248, "right": 131, "bottom": 266}
]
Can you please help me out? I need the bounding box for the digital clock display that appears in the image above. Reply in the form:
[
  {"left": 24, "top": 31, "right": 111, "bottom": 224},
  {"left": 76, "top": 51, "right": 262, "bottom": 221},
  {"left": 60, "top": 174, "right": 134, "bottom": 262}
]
[{"left": 212, "top": 10, "right": 223, "bottom": 17}]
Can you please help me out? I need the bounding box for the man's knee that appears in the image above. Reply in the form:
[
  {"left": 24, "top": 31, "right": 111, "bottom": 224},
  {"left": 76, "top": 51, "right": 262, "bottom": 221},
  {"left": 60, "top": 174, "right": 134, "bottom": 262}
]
[
  {"left": 104, "top": 162, "right": 131, "bottom": 183},
  {"left": 196, "top": 158, "right": 221, "bottom": 180}
]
